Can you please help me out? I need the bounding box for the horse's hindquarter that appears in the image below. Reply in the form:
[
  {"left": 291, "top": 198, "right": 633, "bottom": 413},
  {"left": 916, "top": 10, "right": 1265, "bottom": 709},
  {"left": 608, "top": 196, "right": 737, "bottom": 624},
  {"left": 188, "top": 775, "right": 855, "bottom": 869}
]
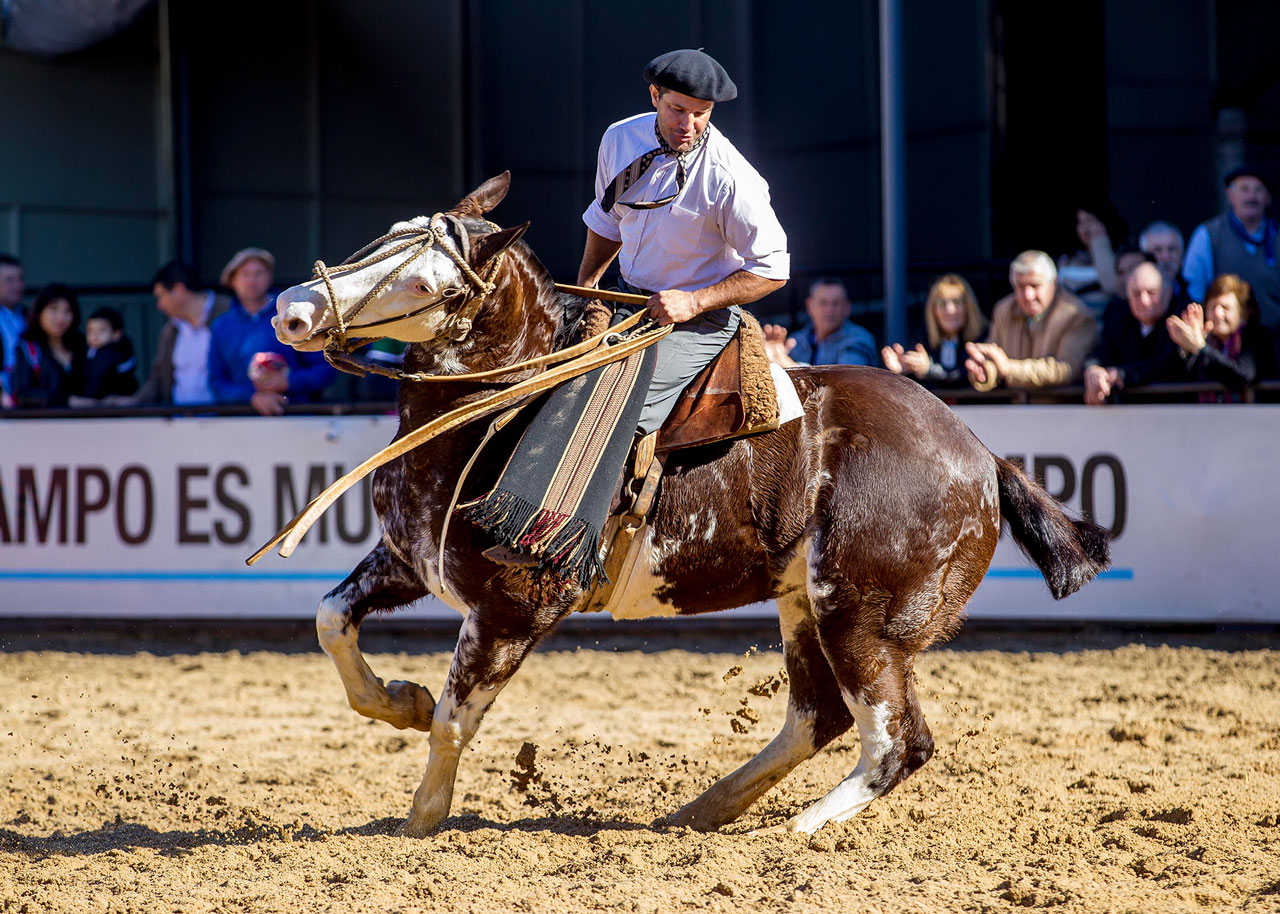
[{"left": 615, "top": 367, "right": 1001, "bottom": 634}]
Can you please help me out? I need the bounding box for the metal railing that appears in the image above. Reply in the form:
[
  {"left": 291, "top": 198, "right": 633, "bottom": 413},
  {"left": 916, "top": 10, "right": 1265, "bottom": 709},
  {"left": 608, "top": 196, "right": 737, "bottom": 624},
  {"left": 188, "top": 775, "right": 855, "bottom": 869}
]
[{"left": 3, "top": 381, "right": 1279, "bottom": 420}]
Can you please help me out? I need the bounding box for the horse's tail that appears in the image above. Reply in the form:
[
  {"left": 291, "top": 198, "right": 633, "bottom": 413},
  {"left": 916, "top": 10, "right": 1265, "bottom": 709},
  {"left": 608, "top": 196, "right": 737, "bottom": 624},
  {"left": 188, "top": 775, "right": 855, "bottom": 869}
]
[{"left": 994, "top": 455, "right": 1111, "bottom": 599}]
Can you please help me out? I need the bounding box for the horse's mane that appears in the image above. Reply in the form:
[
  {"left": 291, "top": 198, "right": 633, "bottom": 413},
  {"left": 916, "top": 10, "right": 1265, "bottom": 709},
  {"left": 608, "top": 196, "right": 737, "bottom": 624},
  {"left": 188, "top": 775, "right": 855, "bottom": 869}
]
[{"left": 456, "top": 215, "right": 593, "bottom": 352}]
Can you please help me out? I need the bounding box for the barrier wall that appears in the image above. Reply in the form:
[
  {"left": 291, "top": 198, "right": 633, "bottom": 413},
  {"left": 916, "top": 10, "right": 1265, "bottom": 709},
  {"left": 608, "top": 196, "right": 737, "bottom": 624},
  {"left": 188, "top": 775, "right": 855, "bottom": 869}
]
[{"left": 1, "top": 407, "right": 1276, "bottom": 622}]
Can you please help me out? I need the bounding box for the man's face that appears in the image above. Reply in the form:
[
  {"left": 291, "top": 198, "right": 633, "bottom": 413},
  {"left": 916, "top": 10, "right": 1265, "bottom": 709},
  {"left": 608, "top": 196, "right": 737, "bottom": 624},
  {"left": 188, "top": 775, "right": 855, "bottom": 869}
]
[
  {"left": 1126, "top": 263, "right": 1166, "bottom": 327},
  {"left": 805, "top": 283, "right": 851, "bottom": 337},
  {"left": 1012, "top": 272, "right": 1055, "bottom": 318},
  {"left": 230, "top": 258, "right": 273, "bottom": 305},
  {"left": 1142, "top": 230, "right": 1183, "bottom": 281},
  {"left": 0, "top": 264, "right": 24, "bottom": 308},
  {"left": 650, "top": 86, "right": 714, "bottom": 154},
  {"left": 153, "top": 282, "right": 186, "bottom": 319},
  {"left": 1226, "top": 176, "right": 1271, "bottom": 225}
]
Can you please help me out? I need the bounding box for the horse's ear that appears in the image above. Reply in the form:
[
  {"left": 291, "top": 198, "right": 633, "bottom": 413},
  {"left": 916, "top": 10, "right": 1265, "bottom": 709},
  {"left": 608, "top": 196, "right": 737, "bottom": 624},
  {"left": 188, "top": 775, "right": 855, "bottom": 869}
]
[
  {"left": 468, "top": 221, "right": 529, "bottom": 268},
  {"left": 453, "top": 171, "right": 511, "bottom": 217}
]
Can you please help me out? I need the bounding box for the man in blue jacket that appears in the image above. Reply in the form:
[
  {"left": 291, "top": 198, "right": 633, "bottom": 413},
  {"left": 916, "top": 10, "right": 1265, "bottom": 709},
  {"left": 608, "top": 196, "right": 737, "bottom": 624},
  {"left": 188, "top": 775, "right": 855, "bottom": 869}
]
[{"left": 208, "top": 247, "right": 334, "bottom": 415}]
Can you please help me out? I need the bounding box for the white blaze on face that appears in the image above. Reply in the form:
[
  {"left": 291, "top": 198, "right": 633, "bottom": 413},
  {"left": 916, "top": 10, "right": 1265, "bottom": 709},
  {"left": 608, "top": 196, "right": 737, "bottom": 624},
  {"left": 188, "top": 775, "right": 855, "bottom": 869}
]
[{"left": 273, "top": 217, "right": 467, "bottom": 349}]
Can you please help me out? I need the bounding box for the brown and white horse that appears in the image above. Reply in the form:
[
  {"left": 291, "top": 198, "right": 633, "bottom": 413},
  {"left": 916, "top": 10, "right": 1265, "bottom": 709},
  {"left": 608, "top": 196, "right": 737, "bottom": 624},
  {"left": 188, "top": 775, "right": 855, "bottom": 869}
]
[{"left": 270, "top": 174, "right": 1109, "bottom": 836}]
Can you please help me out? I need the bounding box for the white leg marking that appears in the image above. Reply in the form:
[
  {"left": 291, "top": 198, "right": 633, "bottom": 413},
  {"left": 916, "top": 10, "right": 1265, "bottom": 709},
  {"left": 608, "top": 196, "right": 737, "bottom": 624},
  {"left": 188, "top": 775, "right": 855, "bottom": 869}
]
[
  {"left": 317, "top": 595, "right": 433, "bottom": 730},
  {"left": 670, "top": 590, "right": 817, "bottom": 830},
  {"left": 403, "top": 615, "right": 508, "bottom": 835},
  {"left": 787, "top": 696, "right": 897, "bottom": 834}
]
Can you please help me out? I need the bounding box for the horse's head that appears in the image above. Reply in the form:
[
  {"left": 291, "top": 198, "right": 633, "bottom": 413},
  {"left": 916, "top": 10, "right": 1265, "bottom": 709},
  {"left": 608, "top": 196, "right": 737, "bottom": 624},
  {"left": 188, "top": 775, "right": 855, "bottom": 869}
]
[{"left": 273, "top": 172, "right": 529, "bottom": 352}]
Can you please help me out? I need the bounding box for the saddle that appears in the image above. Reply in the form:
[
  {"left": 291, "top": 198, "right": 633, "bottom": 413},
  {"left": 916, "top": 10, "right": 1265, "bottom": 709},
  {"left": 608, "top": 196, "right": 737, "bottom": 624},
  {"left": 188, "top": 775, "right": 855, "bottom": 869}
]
[{"left": 581, "top": 311, "right": 781, "bottom": 614}]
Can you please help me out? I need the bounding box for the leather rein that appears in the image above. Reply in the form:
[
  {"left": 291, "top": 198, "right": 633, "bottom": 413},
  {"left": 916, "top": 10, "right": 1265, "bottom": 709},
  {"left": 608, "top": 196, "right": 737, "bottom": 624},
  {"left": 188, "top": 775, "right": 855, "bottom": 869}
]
[{"left": 247, "top": 217, "right": 666, "bottom": 565}]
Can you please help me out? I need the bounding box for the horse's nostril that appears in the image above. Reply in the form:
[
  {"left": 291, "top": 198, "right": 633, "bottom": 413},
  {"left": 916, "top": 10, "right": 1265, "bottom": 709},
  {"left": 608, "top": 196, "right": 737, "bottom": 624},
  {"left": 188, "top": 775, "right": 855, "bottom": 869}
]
[{"left": 286, "top": 318, "right": 305, "bottom": 335}]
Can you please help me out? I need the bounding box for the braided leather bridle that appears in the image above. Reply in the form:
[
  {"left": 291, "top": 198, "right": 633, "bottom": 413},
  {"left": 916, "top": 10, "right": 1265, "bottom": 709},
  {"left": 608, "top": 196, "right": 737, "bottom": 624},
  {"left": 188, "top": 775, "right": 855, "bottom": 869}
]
[{"left": 306, "top": 211, "right": 501, "bottom": 369}]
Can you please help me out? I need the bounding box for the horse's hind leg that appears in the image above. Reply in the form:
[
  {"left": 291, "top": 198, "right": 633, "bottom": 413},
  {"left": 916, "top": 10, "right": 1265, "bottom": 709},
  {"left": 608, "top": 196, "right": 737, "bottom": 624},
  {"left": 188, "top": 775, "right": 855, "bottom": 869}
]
[
  {"left": 317, "top": 543, "right": 435, "bottom": 731},
  {"left": 786, "top": 639, "right": 933, "bottom": 834},
  {"left": 664, "top": 591, "right": 854, "bottom": 831}
]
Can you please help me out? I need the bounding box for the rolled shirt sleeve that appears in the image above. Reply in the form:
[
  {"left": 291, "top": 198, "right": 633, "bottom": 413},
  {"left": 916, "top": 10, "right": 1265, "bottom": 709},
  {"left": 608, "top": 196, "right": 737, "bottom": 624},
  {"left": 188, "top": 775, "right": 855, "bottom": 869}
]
[
  {"left": 715, "top": 173, "right": 789, "bottom": 280},
  {"left": 582, "top": 132, "right": 624, "bottom": 242}
]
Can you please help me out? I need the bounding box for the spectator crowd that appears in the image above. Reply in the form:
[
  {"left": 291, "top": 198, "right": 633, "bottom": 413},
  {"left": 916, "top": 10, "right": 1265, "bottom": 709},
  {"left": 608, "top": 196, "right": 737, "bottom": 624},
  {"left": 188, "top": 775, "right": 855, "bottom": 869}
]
[
  {"left": 2, "top": 163, "right": 1280, "bottom": 414},
  {"left": 762, "top": 163, "right": 1280, "bottom": 403},
  {"left": 0, "top": 249, "right": 349, "bottom": 414}
]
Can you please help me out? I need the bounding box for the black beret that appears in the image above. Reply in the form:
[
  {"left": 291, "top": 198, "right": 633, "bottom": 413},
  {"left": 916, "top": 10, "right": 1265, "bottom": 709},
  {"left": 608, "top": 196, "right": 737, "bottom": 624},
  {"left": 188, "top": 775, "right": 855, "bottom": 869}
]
[
  {"left": 643, "top": 49, "right": 737, "bottom": 103},
  {"left": 1224, "top": 164, "right": 1274, "bottom": 193}
]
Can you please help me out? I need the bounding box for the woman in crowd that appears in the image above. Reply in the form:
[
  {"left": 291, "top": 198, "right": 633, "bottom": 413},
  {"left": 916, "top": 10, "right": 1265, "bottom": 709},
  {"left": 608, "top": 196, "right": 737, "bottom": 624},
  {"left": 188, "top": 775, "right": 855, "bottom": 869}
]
[
  {"left": 881, "top": 273, "right": 988, "bottom": 388},
  {"left": 1166, "top": 273, "right": 1277, "bottom": 401},
  {"left": 12, "top": 283, "right": 86, "bottom": 407}
]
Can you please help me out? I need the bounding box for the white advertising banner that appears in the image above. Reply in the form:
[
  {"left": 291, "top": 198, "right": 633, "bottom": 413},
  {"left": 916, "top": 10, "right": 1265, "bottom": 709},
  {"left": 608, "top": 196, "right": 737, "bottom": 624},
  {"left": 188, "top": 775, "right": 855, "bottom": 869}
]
[{"left": 1, "top": 407, "right": 1277, "bottom": 622}]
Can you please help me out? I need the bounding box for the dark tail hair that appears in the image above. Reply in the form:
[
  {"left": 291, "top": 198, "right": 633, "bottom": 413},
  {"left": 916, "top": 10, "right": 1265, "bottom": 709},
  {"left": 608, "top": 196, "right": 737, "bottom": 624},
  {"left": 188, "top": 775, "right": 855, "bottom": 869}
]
[{"left": 995, "top": 456, "right": 1111, "bottom": 599}]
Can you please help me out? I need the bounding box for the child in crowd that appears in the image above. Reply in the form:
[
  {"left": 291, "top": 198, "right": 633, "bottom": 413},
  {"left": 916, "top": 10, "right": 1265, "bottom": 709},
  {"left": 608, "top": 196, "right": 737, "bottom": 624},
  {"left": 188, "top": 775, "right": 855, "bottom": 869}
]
[
  {"left": 81, "top": 306, "right": 139, "bottom": 400},
  {"left": 881, "top": 274, "right": 988, "bottom": 388},
  {"left": 12, "top": 283, "right": 86, "bottom": 407},
  {"left": 1166, "top": 273, "right": 1278, "bottom": 402}
]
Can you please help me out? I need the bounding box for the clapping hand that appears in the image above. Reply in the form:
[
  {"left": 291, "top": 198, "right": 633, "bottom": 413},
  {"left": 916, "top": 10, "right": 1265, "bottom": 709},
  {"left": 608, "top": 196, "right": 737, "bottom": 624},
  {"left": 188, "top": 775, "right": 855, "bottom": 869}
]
[
  {"left": 1166, "top": 303, "right": 1208, "bottom": 354},
  {"left": 762, "top": 323, "right": 799, "bottom": 367},
  {"left": 881, "top": 343, "right": 931, "bottom": 379}
]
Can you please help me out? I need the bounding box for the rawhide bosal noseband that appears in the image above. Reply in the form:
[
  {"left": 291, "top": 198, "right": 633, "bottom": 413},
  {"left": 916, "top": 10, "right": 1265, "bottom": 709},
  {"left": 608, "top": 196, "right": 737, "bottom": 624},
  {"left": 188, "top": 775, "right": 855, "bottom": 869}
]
[{"left": 309, "top": 212, "right": 500, "bottom": 373}]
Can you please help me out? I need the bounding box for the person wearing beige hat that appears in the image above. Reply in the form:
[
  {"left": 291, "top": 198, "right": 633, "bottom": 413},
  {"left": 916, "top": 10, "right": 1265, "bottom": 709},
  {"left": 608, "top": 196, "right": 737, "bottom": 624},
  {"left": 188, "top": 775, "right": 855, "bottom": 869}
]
[{"left": 208, "top": 246, "right": 334, "bottom": 415}]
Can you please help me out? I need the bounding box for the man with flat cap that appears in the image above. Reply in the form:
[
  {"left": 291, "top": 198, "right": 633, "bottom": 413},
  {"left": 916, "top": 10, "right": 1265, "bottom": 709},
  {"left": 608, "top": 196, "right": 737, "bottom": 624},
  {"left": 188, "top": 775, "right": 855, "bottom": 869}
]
[
  {"left": 1183, "top": 165, "right": 1280, "bottom": 335},
  {"left": 577, "top": 47, "right": 790, "bottom": 434}
]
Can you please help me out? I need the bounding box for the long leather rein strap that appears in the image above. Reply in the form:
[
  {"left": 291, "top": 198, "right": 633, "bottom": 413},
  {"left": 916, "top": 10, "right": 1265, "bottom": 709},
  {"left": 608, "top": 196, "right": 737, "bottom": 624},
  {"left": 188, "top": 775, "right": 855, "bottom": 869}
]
[
  {"left": 327, "top": 290, "right": 653, "bottom": 386},
  {"left": 246, "top": 315, "right": 672, "bottom": 565}
]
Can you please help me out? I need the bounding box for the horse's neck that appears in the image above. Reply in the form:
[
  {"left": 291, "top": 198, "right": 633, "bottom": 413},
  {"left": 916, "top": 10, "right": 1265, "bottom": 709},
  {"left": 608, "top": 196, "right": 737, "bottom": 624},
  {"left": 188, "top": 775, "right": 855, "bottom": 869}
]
[{"left": 399, "top": 248, "right": 572, "bottom": 420}]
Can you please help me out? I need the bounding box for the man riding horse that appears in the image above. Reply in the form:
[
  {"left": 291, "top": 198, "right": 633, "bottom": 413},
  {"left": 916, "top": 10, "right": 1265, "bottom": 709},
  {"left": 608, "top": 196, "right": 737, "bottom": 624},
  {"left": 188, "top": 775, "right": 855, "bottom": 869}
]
[{"left": 472, "top": 48, "right": 790, "bottom": 581}]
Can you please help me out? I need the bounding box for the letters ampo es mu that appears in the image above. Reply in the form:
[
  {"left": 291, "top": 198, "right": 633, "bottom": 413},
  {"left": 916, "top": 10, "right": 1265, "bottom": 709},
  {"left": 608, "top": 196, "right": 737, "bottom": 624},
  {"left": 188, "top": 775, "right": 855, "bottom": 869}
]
[{"left": 0, "top": 463, "right": 377, "bottom": 547}]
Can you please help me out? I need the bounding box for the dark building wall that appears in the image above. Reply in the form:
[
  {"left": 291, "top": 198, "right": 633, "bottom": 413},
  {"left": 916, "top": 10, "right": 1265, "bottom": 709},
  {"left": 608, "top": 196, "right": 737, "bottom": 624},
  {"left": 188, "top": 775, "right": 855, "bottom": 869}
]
[{"left": 1103, "top": 0, "right": 1217, "bottom": 244}]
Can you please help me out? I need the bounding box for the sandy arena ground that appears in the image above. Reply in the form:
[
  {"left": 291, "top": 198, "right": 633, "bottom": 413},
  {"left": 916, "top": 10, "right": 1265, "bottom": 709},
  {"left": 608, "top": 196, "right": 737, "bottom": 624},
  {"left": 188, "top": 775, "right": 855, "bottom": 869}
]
[{"left": 1, "top": 623, "right": 1278, "bottom": 913}]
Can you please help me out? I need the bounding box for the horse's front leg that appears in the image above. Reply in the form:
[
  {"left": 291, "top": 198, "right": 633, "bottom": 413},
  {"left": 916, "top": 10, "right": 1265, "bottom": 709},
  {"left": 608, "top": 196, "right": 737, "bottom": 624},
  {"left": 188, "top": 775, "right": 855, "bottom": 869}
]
[
  {"left": 401, "top": 601, "right": 567, "bottom": 836},
  {"left": 317, "top": 543, "right": 436, "bottom": 730}
]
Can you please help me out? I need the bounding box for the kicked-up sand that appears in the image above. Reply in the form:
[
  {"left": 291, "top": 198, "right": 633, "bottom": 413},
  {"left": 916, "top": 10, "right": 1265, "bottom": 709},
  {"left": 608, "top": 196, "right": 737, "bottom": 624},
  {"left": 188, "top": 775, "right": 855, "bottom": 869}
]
[{"left": 1, "top": 623, "right": 1278, "bottom": 913}]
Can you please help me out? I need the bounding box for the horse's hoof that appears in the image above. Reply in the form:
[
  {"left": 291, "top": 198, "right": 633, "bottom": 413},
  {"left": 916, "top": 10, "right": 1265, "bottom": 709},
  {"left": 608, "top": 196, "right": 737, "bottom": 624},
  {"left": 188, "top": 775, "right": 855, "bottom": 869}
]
[
  {"left": 397, "top": 814, "right": 441, "bottom": 838},
  {"left": 386, "top": 680, "right": 436, "bottom": 732},
  {"left": 660, "top": 804, "right": 721, "bottom": 833}
]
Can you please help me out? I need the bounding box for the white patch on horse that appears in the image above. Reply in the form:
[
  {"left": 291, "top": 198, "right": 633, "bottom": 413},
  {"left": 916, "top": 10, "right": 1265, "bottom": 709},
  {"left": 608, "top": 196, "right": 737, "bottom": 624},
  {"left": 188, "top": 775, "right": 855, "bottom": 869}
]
[
  {"left": 605, "top": 526, "right": 682, "bottom": 620},
  {"left": 787, "top": 696, "right": 897, "bottom": 833},
  {"left": 316, "top": 594, "right": 374, "bottom": 709}
]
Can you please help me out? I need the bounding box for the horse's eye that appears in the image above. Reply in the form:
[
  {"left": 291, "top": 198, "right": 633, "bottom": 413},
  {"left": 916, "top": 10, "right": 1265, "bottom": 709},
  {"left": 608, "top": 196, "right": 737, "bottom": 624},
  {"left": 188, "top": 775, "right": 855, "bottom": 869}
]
[{"left": 415, "top": 282, "right": 432, "bottom": 295}]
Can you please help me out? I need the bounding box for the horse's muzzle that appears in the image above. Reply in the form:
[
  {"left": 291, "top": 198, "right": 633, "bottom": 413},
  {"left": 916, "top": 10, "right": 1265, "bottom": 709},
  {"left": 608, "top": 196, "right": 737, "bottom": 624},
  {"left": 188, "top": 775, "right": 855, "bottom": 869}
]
[{"left": 274, "top": 288, "right": 330, "bottom": 350}]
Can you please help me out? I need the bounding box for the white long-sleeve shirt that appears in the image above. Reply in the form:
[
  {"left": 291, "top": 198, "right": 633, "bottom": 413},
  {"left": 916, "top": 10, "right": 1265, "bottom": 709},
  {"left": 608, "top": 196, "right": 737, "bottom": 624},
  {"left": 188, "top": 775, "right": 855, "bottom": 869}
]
[{"left": 582, "top": 113, "right": 789, "bottom": 293}]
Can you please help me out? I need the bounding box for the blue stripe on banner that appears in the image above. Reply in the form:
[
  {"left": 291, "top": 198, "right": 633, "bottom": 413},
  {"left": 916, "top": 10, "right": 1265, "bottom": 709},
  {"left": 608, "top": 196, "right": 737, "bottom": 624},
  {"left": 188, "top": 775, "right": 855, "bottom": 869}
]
[
  {"left": 0, "top": 567, "right": 1135, "bottom": 582},
  {"left": 983, "top": 568, "right": 1134, "bottom": 580}
]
